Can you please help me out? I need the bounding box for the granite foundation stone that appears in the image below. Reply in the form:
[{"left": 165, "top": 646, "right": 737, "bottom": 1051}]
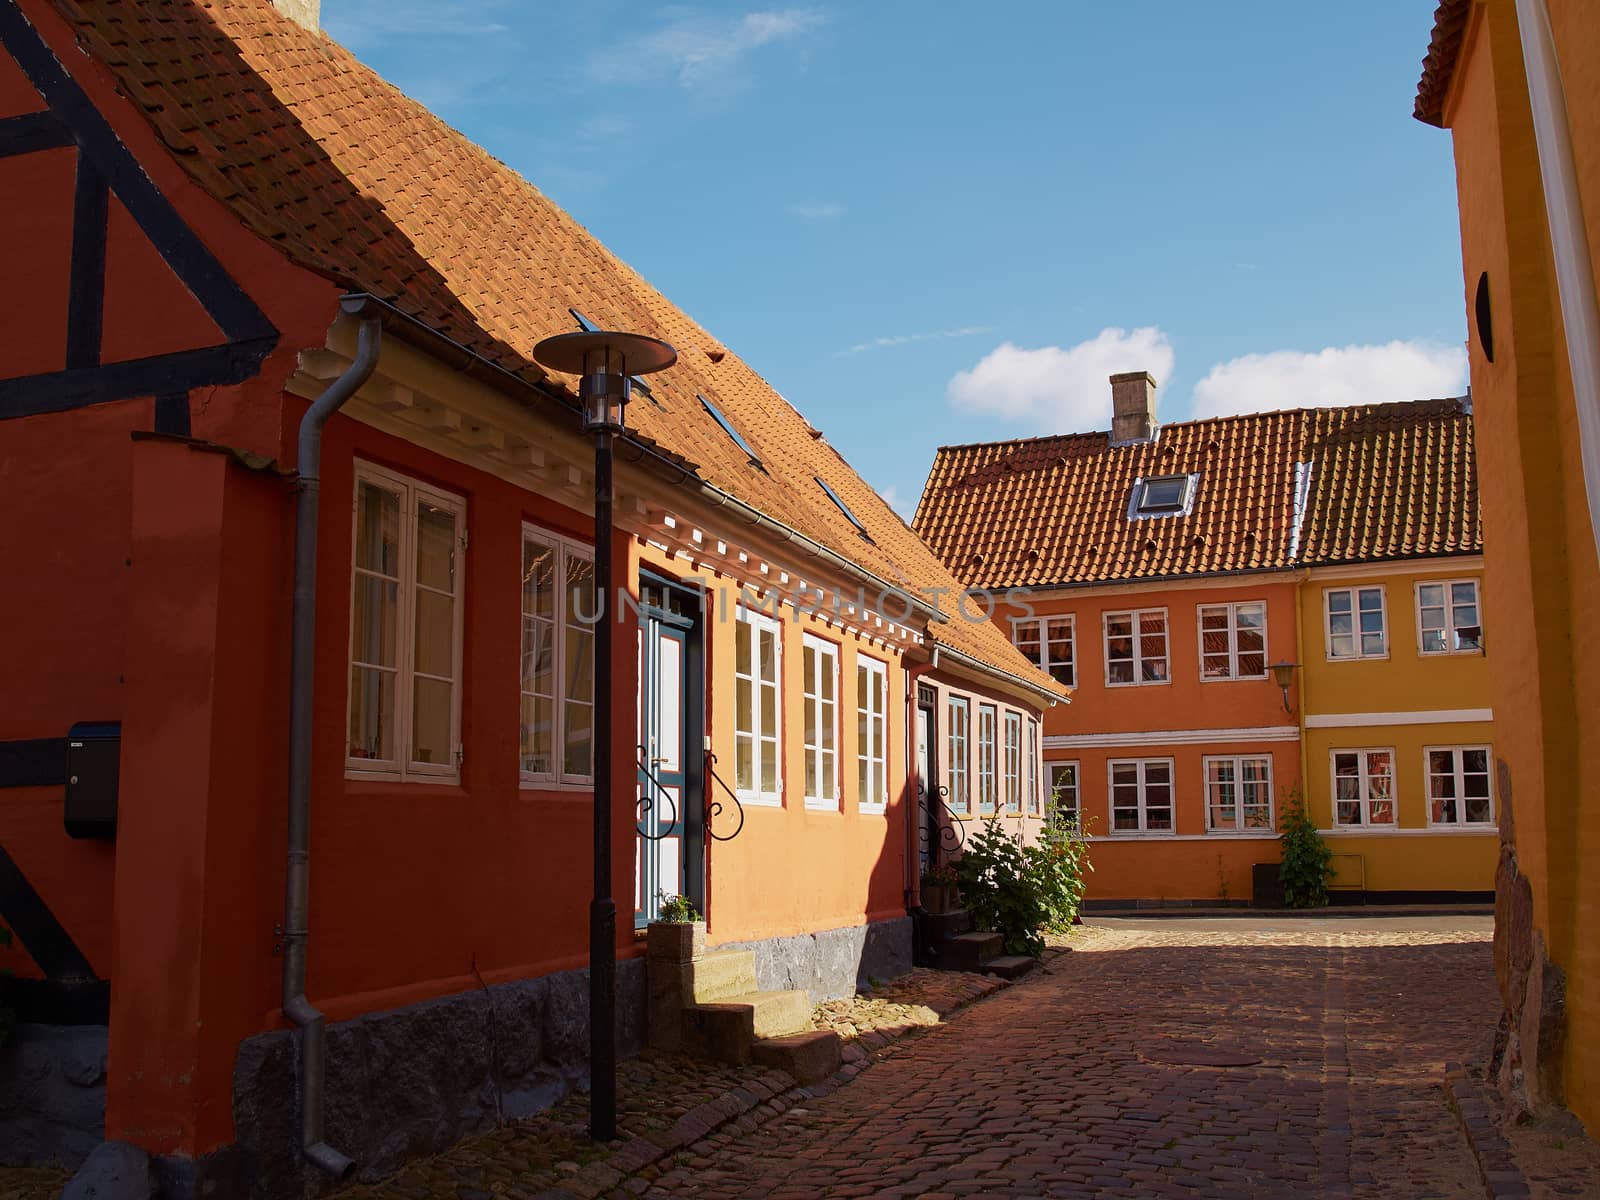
[
  {"left": 723, "top": 915, "right": 912, "bottom": 1003},
  {"left": 0, "top": 1023, "right": 107, "bottom": 1168}
]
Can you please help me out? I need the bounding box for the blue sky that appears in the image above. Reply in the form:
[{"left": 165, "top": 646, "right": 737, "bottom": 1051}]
[{"left": 323, "top": 1, "right": 1466, "bottom": 518}]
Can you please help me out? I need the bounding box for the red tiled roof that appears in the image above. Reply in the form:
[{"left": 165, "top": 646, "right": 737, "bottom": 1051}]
[
  {"left": 46, "top": 0, "right": 1060, "bottom": 698},
  {"left": 914, "top": 411, "right": 1308, "bottom": 591},
  {"left": 1415, "top": 0, "right": 1471, "bottom": 127},
  {"left": 1297, "top": 398, "right": 1480, "bottom": 566},
  {"left": 915, "top": 399, "right": 1481, "bottom": 590}
]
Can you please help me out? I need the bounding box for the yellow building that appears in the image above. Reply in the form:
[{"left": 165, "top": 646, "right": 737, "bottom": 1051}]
[
  {"left": 1293, "top": 401, "right": 1496, "bottom": 897},
  {"left": 1417, "top": 0, "right": 1600, "bottom": 1131}
]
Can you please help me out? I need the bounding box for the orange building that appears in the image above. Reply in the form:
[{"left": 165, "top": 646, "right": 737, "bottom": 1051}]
[
  {"left": 916, "top": 375, "right": 1493, "bottom": 906},
  {"left": 0, "top": 0, "right": 1062, "bottom": 1187},
  {"left": 1416, "top": 0, "right": 1600, "bottom": 1132}
]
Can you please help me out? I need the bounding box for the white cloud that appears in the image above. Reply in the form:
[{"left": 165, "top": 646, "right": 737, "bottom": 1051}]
[
  {"left": 1192, "top": 341, "right": 1468, "bottom": 418},
  {"left": 602, "top": 9, "right": 828, "bottom": 90},
  {"left": 843, "top": 326, "right": 988, "bottom": 354},
  {"left": 947, "top": 327, "right": 1176, "bottom": 433},
  {"left": 877, "top": 484, "right": 915, "bottom": 522},
  {"left": 789, "top": 201, "right": 846, "bottom": 222},
  {"left": 326, "top": 1, "right": 510, "bottom": 44}
]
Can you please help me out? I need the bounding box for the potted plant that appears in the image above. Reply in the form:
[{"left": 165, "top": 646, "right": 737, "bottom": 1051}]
[
  {"left": 921, "top": 862, "right": 961, "bottom": 915},
  {"left": 647, "top": 893, "right": 705, "bottom": 962}
]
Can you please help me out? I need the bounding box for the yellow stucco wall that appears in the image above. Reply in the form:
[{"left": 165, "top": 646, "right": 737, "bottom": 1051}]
[
  {"left": 1295, "top": 564, "right": 1496, "bottom": 893},
  {"left": 1441, "top": 0, "right": 1600, "bottom": 1132}
]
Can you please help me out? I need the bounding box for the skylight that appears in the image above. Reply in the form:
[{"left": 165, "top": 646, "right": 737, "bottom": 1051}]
[
  {"left": 1129, "top": 473, "right": 1198, "bottom": 519},
  {"left": 699, "top": 394, "right": 764, "bottom": 470},
  {"left": 816, "top": 476, "right": 874, "bottom": 543}
]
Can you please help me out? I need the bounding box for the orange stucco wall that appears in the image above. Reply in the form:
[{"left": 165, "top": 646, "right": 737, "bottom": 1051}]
[
  {"left": 1000, "top": 579, "right": 1302, "bottom": 902},
  {"left": 1442, "top": 0, "right": 1600, "bottom": 1132}
]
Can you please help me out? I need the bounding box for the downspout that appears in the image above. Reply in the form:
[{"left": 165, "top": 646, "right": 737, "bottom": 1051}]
[
  {"left": 1516, "top": 0, "right": 1600, "bottom": 566},
  {"left": 283, "top": 297, "right": 381, "bottom": 1180}
]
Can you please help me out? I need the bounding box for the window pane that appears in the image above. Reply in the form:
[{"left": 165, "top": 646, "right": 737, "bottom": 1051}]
[
  {"left": 735, "top": 619, "right": 752, "bottom": 677},
  {"left": 412, "top": 675, "right": 452, "bottom": 765},
  {"left": 355, "top": 482, "right": 401, "bottom": 576},
  {"left": 523, "top": 540, "right": 554, "bottom": 618},
  {"left": 1330, "top": 633, "right": 1355, "bottom": 658},
  {"left": 414, "top": 588, "right": 454, "bottom": 678},
  {"left": 1336, "top": 800, "right": 1361, "bottom": 825},
  {"left": 1145, "top": 761, "right": 1171, "bottom": 786},
  {"left": 520, "top": 692, "right": 552, "bottom": 775},
  {"left": 415, "top": 502, "right": 456, "bottom": 592},
  {"left": 1451, "top": 582, "right": 1477, "bottom": 607},
  {"left": 1369, "top": 799, "right": 1395, "bottom": 824},
  {"left": 735, "top": 733, "right": 754, "bottom": 791},
  {"left": 760, "top": 739, "right": 778, "bottom": 793},
  {"left": 566, "top": 624, "right": 594, "bottom": 703},
  {"left": 352, "top": 576, "right": 399, "bottom": 667},
  {"left": 1463, "top": 748, "right": 1489, "bottom": 774},
  {"left": 1328, "top": 591, "right": 1351, "bottom": 616},
  {"left": 760, "top": 682, "right": 777, "bottom": 738},
  {"left": 348, "top": 664, "right": 394, "bottom": 760},
  {"left": 1419, "top": 584, "right": 1445, "bottom": 607},
  {"left": 563, "top": 699, "right": 592, "bottom": 777}
]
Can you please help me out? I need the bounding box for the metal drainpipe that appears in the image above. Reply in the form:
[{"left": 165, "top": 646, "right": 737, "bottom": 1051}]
[{"left": 284, "top": 298, "right": 381, "bottom": 1180}]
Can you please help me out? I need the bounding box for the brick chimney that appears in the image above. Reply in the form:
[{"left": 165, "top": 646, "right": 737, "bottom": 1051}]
[
  {"left": 1109, "top": 371, "right": 1158, "bottom": 444},
  {"left": 271, "top": 0, "right": 320, "bottom": 31}
]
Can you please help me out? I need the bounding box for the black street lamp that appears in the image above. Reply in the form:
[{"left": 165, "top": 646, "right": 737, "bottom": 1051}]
[{"left": 531, "top": 329, "right": 675, "bottom": 1142}]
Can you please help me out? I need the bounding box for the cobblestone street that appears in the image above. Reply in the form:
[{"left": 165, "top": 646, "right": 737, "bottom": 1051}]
[{"left": 645, "top": 917, "right": 1499, "bottom": 1199}]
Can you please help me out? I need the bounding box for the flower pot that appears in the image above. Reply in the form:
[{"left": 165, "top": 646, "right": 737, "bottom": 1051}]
[{"left": 647, "top": 919, "right": 706, "bottom": 963}]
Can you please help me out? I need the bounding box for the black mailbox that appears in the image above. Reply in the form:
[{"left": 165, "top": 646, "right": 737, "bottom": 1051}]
[{"left": 64, "top": 721, "right": 120, "bottom": 840}]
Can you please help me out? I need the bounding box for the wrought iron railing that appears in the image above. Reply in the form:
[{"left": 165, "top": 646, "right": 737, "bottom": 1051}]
[
  {"left": 919, "top": 781, "right": 967, "bottom": 859},
  {"left": 634, "top": 746, "right": 679, "bottom": 842},
  {"left": 703, "top": 751, "right": 747, "bottom": 843}
]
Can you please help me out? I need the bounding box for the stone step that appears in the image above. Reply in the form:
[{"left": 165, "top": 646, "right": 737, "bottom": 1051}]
[
  {"left": 983, "top": 955, "right": 1036, "bottom": 980},
  {"left": 682, "top": 989, "right": 813, "bottom": 1064},
  {"left": 686, "top": 949, "right": 759, "bottom": 1004},
  {"left": 922, "top": 908, "right": 973, "bottom": 941},
  {"left": 752, "top": 1029, "right": 842, "bottom": 1084},
  {"left": 940, "top": 930, "right": 1004, "bottom": 972}
]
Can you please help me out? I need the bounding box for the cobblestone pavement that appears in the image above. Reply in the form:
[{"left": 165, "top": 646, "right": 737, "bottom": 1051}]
[{"left": 643, "top": 918, "right": 1500, "bottom": 1199}]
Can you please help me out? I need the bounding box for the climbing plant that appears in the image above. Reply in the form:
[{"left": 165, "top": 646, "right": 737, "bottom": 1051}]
[{"left": 1278, "top": 786, "right": 1333, "bottom": 908}]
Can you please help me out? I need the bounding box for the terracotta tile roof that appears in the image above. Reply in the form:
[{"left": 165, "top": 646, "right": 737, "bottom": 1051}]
[
  {"left": 1297, "top": 397, "right": 1481, "bottom": 566},
  {"left": 46, "top": 0, "right": 1062, "bottom": 699},
  {"left": 915, "top": 398, "right": 1480, "bottom": 590},
  {"left": 914, "top": 410, "right": 1309, "bottom": 591},
  {"left": 1415, "top": 0, "right": 1471, "bottom": 127}
]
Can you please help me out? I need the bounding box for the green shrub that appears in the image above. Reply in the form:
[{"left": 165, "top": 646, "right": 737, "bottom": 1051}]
[
  {"left": 953, "top": 804, "right": 1093, "bottom": 957},
  {"left": 1278, "top": 787, "right": 1333, "bottom": 908}
]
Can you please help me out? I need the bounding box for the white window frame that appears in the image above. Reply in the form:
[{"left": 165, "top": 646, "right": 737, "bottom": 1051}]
[
  {"left": 1202, "top": 754, "right": 1275, "bottom": 833},
  {"left": 734, "top": 607, "right": 783, "bottom": 807},
  {"left": 1107, "top": 757, "right": 1176, "bottom": 836},
  {"left": 1003, "top": 710, "right": 1022, "bottom": 814},
  {"left": 1103, "top": 608, "right": 1171, "bottom": 687},
  {"left": 1011, "top": 614, "right": 1076, "bottom": 687},
  {"left": 1196, "top": 601, "right": 1269, "bottom": 681},
  {"left": 1324, "top": 586, "right": 1388, "bottom": 661},
  {"left": 1424, "top": 744, "right": 1496, "bottom": 827},
  {"left": 1414, "top": 579, "right": 1484, "bottom": 656},
  {"left": 519, "top": 525, "right": 597, "bottom": 788},
  {"left": 856, "top": 653, "right": 888, "bottom": 815},
  {"left": 1128, "top": 472, "right": 1199, "bottom": 519},
  {"left": 802, "top": 632, "right": 841, "bottom": 811},
  {"left": 346, "top": 461, "right": 465, "bottom": 783},
  {"left": 1330, "top": 747, "right": 1398, "bottom": 828},
  {"left": 947, "top": 695, "right": 971, "bottom": 816},
  {"left": 1048, "top": 760, "right": 1080, "bottom": 825},
  {"left": 1026, "top": 719, "right": 1041, "bottom": 816},
  {"left": 977, "top": 703, "right": 998, "bottom": 815}
]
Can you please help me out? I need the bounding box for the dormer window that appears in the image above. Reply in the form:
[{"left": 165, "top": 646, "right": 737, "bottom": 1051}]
[
  {"left": 816, "top": 476, "right": 874, "bottom": 543},
  {"left": 699, "top": 394, "right": 765, "bottom": 472},
  {"left": 1130, "top": 473, "right": 1198, "bottom": 519}
]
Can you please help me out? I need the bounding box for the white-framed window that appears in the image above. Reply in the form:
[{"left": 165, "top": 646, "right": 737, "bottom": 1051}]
[
  {"left": 1026, "top": 719, "right": 1041, "bottom": 816},
  {"left": 1203, "top": 755, "right": 1274, "bottom": 832},
  {"left": 1426, "top": 745, "right": 1495, "bottom": 826},
  {"left": 347, "top": 462, "right": 465, "bottom": 781},
  {"left": 1325, "top": 586, "right": 1387, "bottom": 660},
  {"left": 1048, "top": 761, "right": 1080, "bottom": 825},
  {"left": 1108, "top": 758, "right": 1174, "bottom": 834},
  {"left": 1003, "top": 711, "right": 1022, "bottom": 814},
  {"left": 1012, "top": 615, "right": 1075, "bottom": 687},
  {"left": 856, "top": 654, "right": 888, "bottom": 814},
  {"left": 734, "top": 607, "right": 782, "bottom": 806},
  {"left": 1105, "top": 608, "right": 1170, "bottom": 686},
  {"left": 1129, "top": 473, "right": 1199, "bottom": 519},
  {"left": 947, "top": 696, "right": 971, "bottom": 816},
  {"left": 802, "top": 633, "right": 840, "bottom": 810},
  {"left": 1416, "top": 579, "right": 1483, "bottom": 654},
  {"left": 1198, "top": 601, "right": 1268, "bottom": 680},
  {"left": 977, "top": 703, "right": 998, "bottom": 815},
  {"left": 1331, "top": 748, "right": 1397, "bottom": 827},
  {"left": 520, "top": 528, "right": 596, "bottom": 786}
]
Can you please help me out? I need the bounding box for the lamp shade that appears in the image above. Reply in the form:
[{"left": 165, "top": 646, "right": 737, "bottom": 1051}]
[{"left": 531, "top": 330, "right": 677, "bottom": 434}]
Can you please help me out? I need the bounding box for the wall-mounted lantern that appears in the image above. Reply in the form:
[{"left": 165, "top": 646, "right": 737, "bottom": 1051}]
[{"left": 1270, "top": 661, "right": 1299, "bottom": 714}]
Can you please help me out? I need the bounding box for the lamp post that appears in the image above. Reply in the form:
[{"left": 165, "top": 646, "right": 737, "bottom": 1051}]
[
  {"left": 532, "top": 330, "right": 676, "bottom": 1142},
  {"left": 1269, "top": 660, "right": 1300, "bottom": 714}
]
